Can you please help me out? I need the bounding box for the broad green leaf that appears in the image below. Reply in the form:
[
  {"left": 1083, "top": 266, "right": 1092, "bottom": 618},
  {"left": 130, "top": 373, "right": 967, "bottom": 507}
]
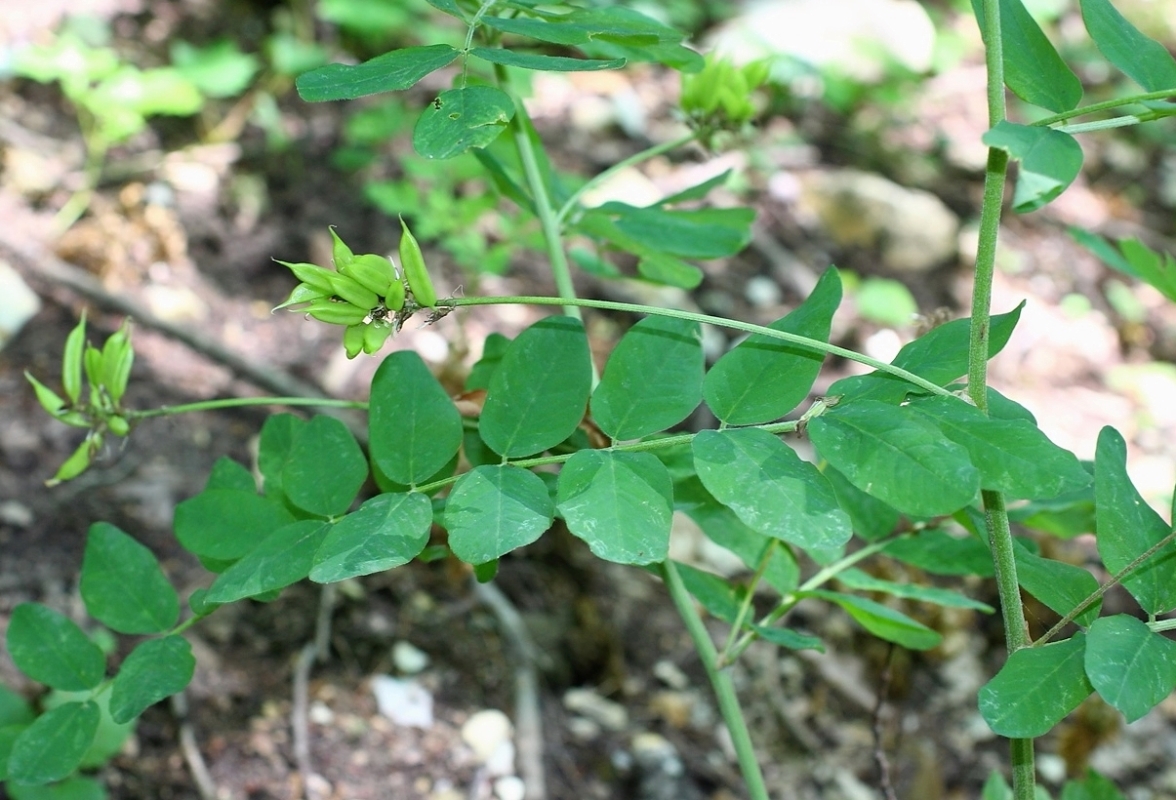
[
  {"left": 674, "top": 476, "right": 800, "bottom": 594},
  {"left": 752, "top": 625, "right": 824, "bottom": 652},
  {"left": 1080, "top": 0, "right": 1176, "bottom": 92},
  {"left": 908, "top": 396, "right": 1090, "bottom": 499},
  {"left": 983, "top": 772, "right": 1013, "bottom": 800},
  {"left": 171, "top": 39, "right": 260, "bottom": 98},
  {"left": 258, "top": 413, "right": 305, "bottom": 500},
  {"left": 205, "top": 521, "right": 332, "bottom": 603},
  {"left": 594, "top": 205, "right": 755, "bottom": 259},
  {"left": 1060, "top": 769, "right": 1127, "bottom": 800},
  {"left": 445, "top": 465, "right": 555, "bottom": 564},
  {"left": 6, "top": 604, "right": 104, "bottom": 691},
  {"left": 972, "top": 0, "right": 1082, "bottom": 112},
  {"left": 1085, "top": 614, "right": 1176, "bottom": 723},
  {"left": 481, "top": 7, "right": 678, "bottom": 47},
  {"left": 311, "top": 492, "right": 433, "bottom": 582},
  {"left": 465, "top": 332, "right": 512, "bottom": 391},
  {"left": 6, "top": 702, "right": 100, "bottom": 784},
  {"left": 204, "top": 456, "right": 255, "bottom": 492},
  {"left": 1, "top": 724, "right": 26, "bottom": 782},
  {"left": 704, "top": 267, "right": 841, "bottom": 425},
  {"left": 591, "top": 316, "right": 703, "bottom": 440},
  {"left": 0, "top": 685, "right": 34, "bottom": 727},
  {"left": 836, "top": 568, "right": 993, "bottom": 612},
  {"left": 557, "top": 451, "right": 672, "bottom": 565},
  {"left": 1095, "top": 426, "right": 1176, "bottom": 615},
  {"left": 282, "top": 415, "right": 368, "bottom": 517},
  {"left": 1014, "top": 541, "right": 1100, "bottom": 626},
  {"left": 414, "top": 86, "right": 514, "bottom": 160},
  {"left": 693, "top": 428, "right": 851, "bottom": 563},
  {"left": 573, "top": 212, "right": 703, "bottom": 288},
  {"left": 109, "top": 637, "right": 195, "bottom": 724},
  {"left": 1011, "top": 479, "right": 1096, "bottom": 539},
  {"left": 983, "top": 122, "right": 1083, "bottom": 213},
  {"left": 480, "top": 316, "right": 592, "bottom": 458},
  {"left": 296, "top": 44, "right": 459, "bottom": 102},
  {"left": 174, "top": 489, "right": 295, "bottom": 561},
  {"left": 469, "top": 48, "right": 625, "bottom": 72},
  {"left": 673, "top": 561, "right": 744, "bottom": 622},
  {"left": 808, "top": 401, "right": 980, "bottom": 517},
  {"left": 7, "top": 775, "right": 107, "bottom": 800},
  {"left": 824, "top": 466, "right": 901, "bottom": 542},
  {"left": 80, "top": 522, "right": 179, "bottom": 634},
  {"left": 828, "top": 304, "right": 1023, "bottom": 403},
  {"left": 884, "top": 529, "right": 995, "bottom": 577},
  {"left": 807, "top": 590, "right": 941, "bottom": 650},
  {"left": 979, "top": 634, "right": 1092, "bottom": 737},
  {"left": 1075, "top": 231, "right": 1176, "bottom": 305},
  {"left": 656, "top": 170, "right": 732, "bottom": 205},
  {"left": 425, "top": 0, "right": 462, "bottom": 16},
  {"left": 370, "top": 351, "right": 463, "bottom": 486}
]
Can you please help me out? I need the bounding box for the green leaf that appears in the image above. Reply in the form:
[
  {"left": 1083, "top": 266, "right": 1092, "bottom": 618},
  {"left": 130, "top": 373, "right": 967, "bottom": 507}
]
[
  {"left": 824, "top": 466, "right": 901, "bottom": 542},
  {"left": 556, "top": 451, "right": 672, "bottom": 565},
  {"left": 591, "top": 316, "right": 703, "bottom": 440},
  {"left": 62, "top": 314, "right": 86, "bottom": 407},
  {"left": 673, "top": 561, "right": 744, "bottom": 622},
  {"left": 1095, "top": 426, "right": 1176, "bottom": 615},
  {"left": 836, "top": 568, "right": 993, "bottom": 612},
  {"left": 971, "top": 0, "right": 1082, "bottom": 112},
  {"left": 480, "top": 316, "right": 592, "bottom": 458},
  {"left": 1014, "top": 541, "right": 1100, "bottom": 626},
  {"left": 1060, "top": 769, "right": 1127, "bottom": 800},
  {"left": 6, "top": 604, "right": 105, "bottom": 691},
  {"left": 828, "top": 304, "right": 1024, "bottom": 403},
  {"left": 752, "top": 625, "right": 824, "bottom": 652},
  {"left": 465, "top": 332, "right": 512, "bottom": 391},
  {"left": 445, "top": 465, "right": 554, "bottom": 564},
  {"left": 109, "top": 637, "right": 195, "bottom": 724},
  {"left": 468, "top": 48, "right": 625, "bottom": 72},
  {"left": 413, "top": 86, "right": 515, "bottom": 160},
  {"left": 481, "top": 7, "right": 679, "bottom": 47},
  {"left": 370, "top": 351, "right": 463, "bottom": 486},
  {"left": 295, "top": 44, "right": 459, "bottom": 102},
  {"left": 704, "top": 267, "right": 841, "bottom": 425},
  {"left": 174, "top": 489, "right": 295, "bottom": 561},
  {"left": 808, "top": 401, "right": 980, "bottom": 517},
  {"left": 594, "top": 205, "right": 755, "bottom": 259},
  {"left": 258, "top": 413, "right": 305, "bottom": 500},
  {"left": 982, "top": 121, "right": 1083, "bottom": 213},
  {"left": 80, "top": 522, "right": 179, "bottom": 634},
  {"left": 979, "top": 634, "right": 1092, "bottom": 738},
  {"left": 908, "top": 396, "right": 1090, "bottom": 499},
  {"left": 884, "top": 529, "right": 995, "bottom": 577},
  {"left": 693, "top": 428, "right": 851, "bottom": 563},
  {"left": 205, "top": 521, "right": 333, "bottom": 603},
  {"left": 0, "top": 685, "right": 34, "bottom": 728},
  {"left": 573, "top": 212, "right": 703, "bottom": 289},
  {"left": 282, "top": 415, "right": 368, "bottom": 517},
  {"left": 205, "top": 456, "right": 255, "bottom": 492},
  {"left": 1075, "top": 232, "right": 1176, "bottom": 305},
  {"left": 6, "top": 775, "right": 107, "bottom": 800},
  {"left": 656, "top": 170, "right": 732, "bottom": 205},
  {"left": 807, "top": 590, "right": 941, "bottom": 650},
  {"left": 1080, "top": 0, "right": 1176, "bottom": 92},
  {"left": 170, "top": 39, "right": 260, "bottom": 98},
  {"left": 1085, "top": 614, "right": 1176, "bottom": 723},
  {"left": 310, "top": 492, "right": 433, "bottom": 582},
  {"left": 5, "top": 702, "right": 100, "bottom": 784}
]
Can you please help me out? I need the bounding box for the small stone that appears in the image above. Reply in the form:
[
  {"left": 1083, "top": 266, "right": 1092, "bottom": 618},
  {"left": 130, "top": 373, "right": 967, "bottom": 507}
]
[
  {"left": 567, "top": 716, "right": 602, "bottom": 741},
  {"left": 745, "top": 276, "right": 782, "bottom": 308},
  {"left": 653, "top": 660, "right": 689, "bottom": 690},
  {"left": 649, "top": 691, "right": 694, "bottom": 729},
  {"left": 563, "top": 688, "right": 628, "bottom": 732},
  {"left": 494, "top": 775, "right": 527, "bottom": 800},
  {"left": 371, "top": 675, "right": 433, "bottom": 728},
  {"left": 392, "top": 641, "right": 430, "bottom": 674},
  {"left": 485, "top": 740, "right": 517, "bottom": 777},
  {"left": 0, "top": 260, "right": 41, "bottom": 352},
  {"left": 0, "top": 501, "right": 34, "bottom": 528},
  {"left": 462, "top": 709, "right": 514, "bottom": 764},
  {"left": 308, "top": 701, "right": 334, "bottom": 726},
  {"left": 1037, "top": 754, "right": 1067, "bottom": 785}
]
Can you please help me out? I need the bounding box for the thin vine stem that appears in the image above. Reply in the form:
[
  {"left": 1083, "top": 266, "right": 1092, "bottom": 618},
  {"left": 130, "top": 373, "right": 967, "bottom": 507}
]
[
  {"left": 443, "top": 295, "right": 956, "bottom": 398},
  {"left": 1032, "top": 88, "right": 1176, "bottom": 128},
  {"left": 129, "top": 396, "right": 366, "bottom": 420}
]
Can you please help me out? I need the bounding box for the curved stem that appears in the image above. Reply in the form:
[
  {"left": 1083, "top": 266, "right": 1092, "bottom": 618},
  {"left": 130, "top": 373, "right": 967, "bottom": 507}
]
[
  {"left": 129, "top": 396, "right": 366, "bottom": 420},
  {"left": 1032, "top": 88, "right": 1176, "bottom": 128},
  {"left": 444, "top": 295, "right": 956, "bottom": 398}
]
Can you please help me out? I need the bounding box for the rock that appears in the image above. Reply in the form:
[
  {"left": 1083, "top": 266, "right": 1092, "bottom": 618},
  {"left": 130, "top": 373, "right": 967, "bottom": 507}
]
[
  {"left": 653, "top": 660, "right": 690, "bottom": 691},
  {"left": 799, "top": 169, "right": 959, "bottom": 273},
  {"left": 563, "top": 687, "right": 628, "bottom": 732},
  {"left": 745, "top": 275, "right": 783, "bottom": 308},
  {"left": 0, "top": 260, "right": 41, "bottom": 352},
  {"left": 494, "top": 775, "right": 527, "bottom": 800},
  {"left": 370, "top": 675, "right": 433, "bottom": 728},
  {"left": 392, "top": 640, "right": 430, "bottom": 674},
  {"left": 461, "top": 709, "right": 514, "bottom": 764},
  {"left": 630, "top": 732, "right": 703, "bottom": 800}
]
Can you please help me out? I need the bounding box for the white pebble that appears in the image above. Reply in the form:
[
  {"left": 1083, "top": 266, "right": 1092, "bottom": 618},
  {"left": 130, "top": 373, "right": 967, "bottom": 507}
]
[
  {"left": 494, "top": 776, "right": 526, "bottom": 800},
  {"left": 461, "top": 709, "right": 514, "bottom": 764},
  {"left": 371, "top": 675, "right": 433, "bottom": 728},
  {"left": 563, "top": 688, "right": 628, "bottom": 731},
  {"left": 745, "top": 275, "right": 783, "bottom": 308},
  {"left": 392, "top": 640, "right": 430, "bottom": 674}
]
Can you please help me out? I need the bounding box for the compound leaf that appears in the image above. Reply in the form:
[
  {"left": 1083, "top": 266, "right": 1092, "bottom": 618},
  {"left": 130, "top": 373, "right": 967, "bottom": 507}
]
[
  {"left": 174, "top": 489, "right": 294, "bottom": 561},
  {"left": 808, "top": 590, "right": 941, "bottom": 650}
]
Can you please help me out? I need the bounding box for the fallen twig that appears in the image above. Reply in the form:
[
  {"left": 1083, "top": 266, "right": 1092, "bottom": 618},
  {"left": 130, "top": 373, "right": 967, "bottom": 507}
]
[
  {"left": 292, "top": 584, "right": 337, "bottom": 800},
  {"left": 171, "top": 690, "right": 217, "bottom": 800}
]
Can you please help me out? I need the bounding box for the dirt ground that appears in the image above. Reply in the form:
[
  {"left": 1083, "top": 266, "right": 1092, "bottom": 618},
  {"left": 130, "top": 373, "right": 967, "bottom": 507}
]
[{"left": 3, "top": 3, "right": 1176, "bottom": 800}]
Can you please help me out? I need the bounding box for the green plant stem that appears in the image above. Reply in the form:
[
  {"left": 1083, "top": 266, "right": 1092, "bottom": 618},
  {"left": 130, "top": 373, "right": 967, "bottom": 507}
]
[
  {"left": 129, "top": 397, "right": 366, "bottom": 420},
  {"left": 555, "top": 132, "right": 696, "bottom": 225},
  {"left": 660, "top": 561, "right": 769, "bottom": 800},
  {"left": 444, "top": 295, "right": 956, "bottom": 398},
  {"left": 1032, "top": 88, "right": 1176, "bottom": 127},
  {"left": 1056, "top": 107, "right": 1176, "bottom": 134}
]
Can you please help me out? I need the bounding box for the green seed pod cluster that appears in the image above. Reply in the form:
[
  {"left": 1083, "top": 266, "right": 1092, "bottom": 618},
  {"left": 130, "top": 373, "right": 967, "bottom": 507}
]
[
  {"left": 399, "top": 216, "right": 436, "bottom": 309},
  {"left": 680, "top": 55, "right": 771, "bottom": 132}
]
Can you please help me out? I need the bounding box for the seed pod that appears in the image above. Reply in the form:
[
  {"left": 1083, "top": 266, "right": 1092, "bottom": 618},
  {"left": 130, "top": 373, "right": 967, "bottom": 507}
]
[
  {"left": 327, "top": 272, "right": 379, "bottom": 311},
  {"left": 307, "top": 299, "right": 370, "bottom": 326},
  {"left": 399, "top": 216, "right": 436, "bottom": 308},
  {"left": 343, "top": 323, "right": 366, "bottom": 359},
  {"left": 62, "top": 312, "right": 86, "bottom": 405},
  {"left": 384, "top": 277, "right": 406, "bottom": 312},
  {"left": 47, "top": 436, "right": 97, "bottom": 486},
  {"left": 341, "top": 253, "right": 397, "bottom": 296},
  {"left": 25, "top": 371, "right": 66, "bottom": 416},
  {"left": 100, "top": 320, "right": 134, "bottom": 404},
  {"left": 273, "top": 282, "right": 326, "bottom": 313},
  {"left": 107, "top": 415, "right": 130, "bottom": 437},
  {"left": 275, "top": 260, "right": 335, "bottom": 294},
  {"left": 83, "top": 345, "right": 103, "bottom": 391},
  {"left": 362, "top": 320, "right": 393, "bottom": 355},
  {"left": 330, "top": 226, "right": 355, "bottom": 269}
]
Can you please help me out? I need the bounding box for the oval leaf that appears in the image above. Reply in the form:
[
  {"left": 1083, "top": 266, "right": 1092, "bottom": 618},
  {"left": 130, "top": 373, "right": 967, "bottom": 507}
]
[
  {"left": 469, "top": 47, "right": 625, "bottom": 72},
  {"left": 6, "top": 604, "right": 105, "bottom": 691},
  {"left": 370, "top": 351, "right": 463, "bottom": 486},
  {"left": 80, "top": 522, "right": 179, "bottom": 634},
  {"left": 693, "top": 428, "right": 851, "bottom": 563},
  {"left": 979, "top": 634, "right": 1092, "bottom": 738},
  {"left": 557, "top": 450, "right": 672, "bottom": 565},
  {"left": 282, "top": 415, "right": 368, "bottom": 517},
  {"left": 6, "top": 701, "right": 100, "bottom": 784},
  {"left": 591, "top": 316, "right": 703, "bottom": 440},
  {"left": 972, "top": 0, "right": 1083, "bottom": 112},
  {"left": 445, "top": 465, "right": 554, "bottom": 564},
  {"left": 414, "top": 85, "right": 515, "bottom": 159},
  {"left": 205, "top": 520, "right": 333, "bottom": 603},
  {"left": 295, "top": 44, "right": 459, "bottom": 101},
  {"left": 808, "top": 590, "right": 942, "bottom": 650},
  {"left": 174, "top": 489, "right": 295, "bottom": 561},
  {"left": 311, "top": 492, "right": 433, "bottom": 582},
  {"left": 808, "top": 400, "right": 980, "bottom": 518},
  {"left": 1080, "top": 0, "right": 1176, "bottom": 92},
  {"left": 704, "top": 267, "right": 840, "bottom": 425},
  {"left": 1014, "top": 541, "right": 1100, "bottom": 627},
  {"left": 1085, "top": 615, "right": 1176, "bottom": 723},
  {"left": 479, "top": 316, "right": 592, "bottom": 458},
  {"left": 982, "top": 122, "right": 1083, "bottom": 213},
  {"left": 258, "top": 413, "right": 305, "bottom": 500},
  {"left": 109, "top": 637, "right": 196, "bottom": 724}
]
